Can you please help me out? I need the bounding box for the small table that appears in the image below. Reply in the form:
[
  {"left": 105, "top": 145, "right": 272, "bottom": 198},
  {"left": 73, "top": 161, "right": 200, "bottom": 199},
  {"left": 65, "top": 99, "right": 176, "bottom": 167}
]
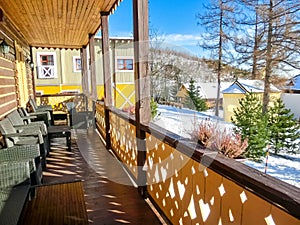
[
  {"left": 53, "top": 111, "right": 69, "bottom": 125},
  {"left": 48, "top": 125, "right": 71, "bottom": 151}
]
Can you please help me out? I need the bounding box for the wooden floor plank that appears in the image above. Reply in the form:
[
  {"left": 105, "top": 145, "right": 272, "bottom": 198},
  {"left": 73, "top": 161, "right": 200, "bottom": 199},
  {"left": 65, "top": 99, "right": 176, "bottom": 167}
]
[
  {"left": 21, "top": 128, "right": 163, "bottom": 225},
  {"left": 21, "top": 181, "right": 88, "bottom": 225}
]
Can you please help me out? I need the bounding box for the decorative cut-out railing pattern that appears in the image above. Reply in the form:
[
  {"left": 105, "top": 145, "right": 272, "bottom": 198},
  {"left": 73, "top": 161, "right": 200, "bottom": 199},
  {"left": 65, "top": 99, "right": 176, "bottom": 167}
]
[
  {"left": 95, "top": 101, "right": 106, "bottom": 139},
  {"left": 145, "top": 134, "right": 299, "bottom": 225},
  {"left": 95, "top": 103, "right": 300, "bottom": 225},
  {"left": 36, "top": 93, "right": 87, "bottom": 111},
  {"left": 109, "top": 112, "right": 138, "bottom": 179}
]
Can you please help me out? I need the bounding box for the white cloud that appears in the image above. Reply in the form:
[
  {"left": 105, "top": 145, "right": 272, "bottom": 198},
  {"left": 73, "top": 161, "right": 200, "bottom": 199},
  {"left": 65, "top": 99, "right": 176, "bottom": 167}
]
[
  {"left": 158, "top": 33, "right": 202, "bottom": 46},
  {"left": 151, "top": 33, "right": 204, "bottom": 56}
]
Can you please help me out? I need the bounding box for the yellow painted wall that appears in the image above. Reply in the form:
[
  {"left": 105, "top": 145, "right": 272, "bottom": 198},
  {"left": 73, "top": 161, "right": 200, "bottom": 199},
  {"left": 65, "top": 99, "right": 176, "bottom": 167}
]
[
  {"left": 115, "top": 83, "right": 135, "bottom": 108},
  {"left": 36, "top": 85, "right": 82, "bottom": 95},
  {"left": 36, "top": 83, "right": 135, "bottom": 109},
  {"left": 223, "top": 92, "right": 281, "bottom": 122}
]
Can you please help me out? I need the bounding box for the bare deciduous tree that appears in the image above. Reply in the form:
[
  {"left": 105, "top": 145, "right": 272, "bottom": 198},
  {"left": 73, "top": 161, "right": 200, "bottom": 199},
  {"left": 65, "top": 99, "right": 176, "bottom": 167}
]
[
  {"left": 234, "top": 0, "right": 300, "bottom": 113},
  {"left": 197, "top": 0, "right": 239, "bottom": 116}
]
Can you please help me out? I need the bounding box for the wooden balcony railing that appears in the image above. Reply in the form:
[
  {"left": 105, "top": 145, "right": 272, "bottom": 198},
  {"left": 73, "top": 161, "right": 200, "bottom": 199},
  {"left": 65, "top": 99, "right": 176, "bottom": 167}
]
[
  {"left": 36, "top": 93, "right": 88, "bottom": 112},
  {"left": 95, "top": 101, "right": 300, "bottom": 225}
]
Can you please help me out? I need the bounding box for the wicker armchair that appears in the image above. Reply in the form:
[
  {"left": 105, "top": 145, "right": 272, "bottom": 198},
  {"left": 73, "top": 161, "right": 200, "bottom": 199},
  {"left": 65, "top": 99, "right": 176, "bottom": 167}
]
[
  {"left": 29, "top": 97, "right": 53, "bottom": 112},
  {"left": 7, "top": 110, "right": 50, "bottom": 154},
  {"left": 0, "top": 160, "right": 31, "bottom": 225},
  {"left": 7, "top": 110, "right": 47, "bottom": 135},
  {"left": 28, "top": 97, "right": 53, "bottom": 125},
  {"left": 18, "top": 107, "right": 52, "bottom": 127},
  {"left": 0, "top": 144, "right": 42, "bottom": 185},
  {"left": 0, "top": 118, "right": 47, "bottom": 169}
]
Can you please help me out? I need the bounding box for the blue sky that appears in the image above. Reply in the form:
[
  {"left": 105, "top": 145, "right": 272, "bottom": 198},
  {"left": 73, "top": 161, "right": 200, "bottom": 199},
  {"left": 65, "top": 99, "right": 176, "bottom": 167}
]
[{"left": 107, "top": 0, "right": 205, "bottom": 56}]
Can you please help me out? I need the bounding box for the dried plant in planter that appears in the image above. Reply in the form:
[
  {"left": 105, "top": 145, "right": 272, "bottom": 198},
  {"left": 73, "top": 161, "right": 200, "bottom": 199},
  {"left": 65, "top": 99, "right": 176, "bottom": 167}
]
[
  {"left": 122, "top": 105, "right": 135, "bottom": 115},
  {"left": 214, "top": 131, "right": 248, "bottom": 158},
  {"left": 191, "top": 119, "right": 216, "bottom": 148},
  {"left": 191, "top": 120, "right": 248, "bottom": 159}
]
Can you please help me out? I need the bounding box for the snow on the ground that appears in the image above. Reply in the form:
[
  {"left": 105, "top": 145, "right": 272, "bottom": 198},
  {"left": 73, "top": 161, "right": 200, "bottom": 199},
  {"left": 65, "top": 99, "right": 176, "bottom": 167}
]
[{"left": 153, "top": 104, "right": 300, "bottom": 188}]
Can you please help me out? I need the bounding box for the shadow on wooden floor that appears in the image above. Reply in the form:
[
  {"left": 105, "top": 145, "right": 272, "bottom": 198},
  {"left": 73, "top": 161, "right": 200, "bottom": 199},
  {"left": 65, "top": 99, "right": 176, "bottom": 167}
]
[{"left": 22, "top": 128, "right": 163, "bottom": 225}]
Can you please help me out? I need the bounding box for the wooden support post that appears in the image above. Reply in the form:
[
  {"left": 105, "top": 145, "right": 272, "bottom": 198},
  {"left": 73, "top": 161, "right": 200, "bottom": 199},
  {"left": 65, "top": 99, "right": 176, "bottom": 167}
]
[
  {"left": 80, "top": 46, "right": 88, "bottom": 96},
  {"left": 101, "top": 12, "right": 112, "bottom": 149},
  {"left": 80, "top": 46, "right": 89, "bottom": 113},
  {"left": 29, "top": 46, "right": 36, "bottom": 100},
  {"left": 133, "top": 0, "right": 150, "bottom": 197},
  {"left": 89, "top": 34, "right": 97, "bottom": 128},
  {"left": 89, "top": 34, "right": 97, "bottom": 101}
]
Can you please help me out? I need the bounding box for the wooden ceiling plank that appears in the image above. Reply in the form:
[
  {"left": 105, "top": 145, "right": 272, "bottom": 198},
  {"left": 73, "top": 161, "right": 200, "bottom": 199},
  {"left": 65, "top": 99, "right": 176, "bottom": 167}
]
[
  {"left": 2, "top": 1, "right": 34, "bottom": 41},
  {"left": 103, "top": 0, "right": 117, "bottom": 12},
  {"left": 67, "top": 0, "right": 79, "bottom": 45},
  {"left": 69, "top": 0, "right": 79, "bottom": 29},
  {"left": 65, "top": 0, "right": 71, "bottom": 45},
  {"left": 20, "top": 0, "right": 44, "bottom": 43},
  {"left": 57, "top": 0, "right": 62, "bottom": 44},
  {"left": 76, "top": 0, "right": 98, "bottom": 43},
  {"left": 74, "top": 0, "right": 91, "bottom": 45},
  {"left": 41, "top": 0, "right": 55, "bottom": 46},
  {"left": 80, "top": 0, "right": 118, "bottom": 44},
  {"left": 0, "top": 0, "right": 121, "bottom": 48},
  {"left": 70, "top": 0, "right": 84, "bottom": 45},
  {"left": 36, "top": 0, "right": 53, "bottom": 44},
  {"left": 61, "top": 0, "right": 68, "bottom": 45},
  {"left": 51, "top": 0, "right": 59, "bottom": 45},
  {"left": 23, "top": 1, "right": 41, "bottom": 43}
]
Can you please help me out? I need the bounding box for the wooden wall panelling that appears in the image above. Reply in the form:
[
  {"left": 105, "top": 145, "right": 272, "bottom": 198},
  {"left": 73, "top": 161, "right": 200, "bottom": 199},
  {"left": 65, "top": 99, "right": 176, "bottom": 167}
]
[{"left": 0, "top": 57, "right": 17, "bottom": 119}]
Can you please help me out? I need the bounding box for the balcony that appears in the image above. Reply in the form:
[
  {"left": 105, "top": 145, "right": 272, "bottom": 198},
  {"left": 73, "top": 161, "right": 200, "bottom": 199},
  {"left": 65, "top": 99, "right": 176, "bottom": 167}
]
[{"left": 0, "top": 0, "right": 299, "bottom": 224}]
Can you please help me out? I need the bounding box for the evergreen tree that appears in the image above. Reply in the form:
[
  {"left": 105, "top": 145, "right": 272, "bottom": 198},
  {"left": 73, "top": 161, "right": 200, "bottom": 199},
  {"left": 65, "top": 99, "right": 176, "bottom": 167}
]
[
  {"left": 150, "top": 97, "right": 158, "bottom": 120},
  {"left": 268, "top": 98, "right": 300, "bottom": 154},
  {"left": 185, "top": 79, "right": 208, "bottom": 112},
  {"left": 232, "top": 92, "right": 269, "bottom": 160}
]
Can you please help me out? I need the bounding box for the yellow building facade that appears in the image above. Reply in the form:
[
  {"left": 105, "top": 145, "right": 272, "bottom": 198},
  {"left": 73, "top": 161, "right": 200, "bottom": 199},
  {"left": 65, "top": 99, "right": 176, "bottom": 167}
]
[
  {"left": 222, "top": 80, "right": 282, "bottom": 122},
  {"left": 33, "top": 37, "right": 135, "bottom": 109}
]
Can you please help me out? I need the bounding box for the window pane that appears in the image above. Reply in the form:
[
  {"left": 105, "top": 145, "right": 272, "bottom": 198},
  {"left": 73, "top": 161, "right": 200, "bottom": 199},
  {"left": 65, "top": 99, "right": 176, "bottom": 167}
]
[
  {"left": 75, "top": 58, "right": 81, "bottom": 70},
  {"left": 125, "top": 59, "right": 133, "bottom": 70},
  {"left": 40, "top": 55, "right": 54, "bottom": 65},
  {"left": 117, "top": 59, "right": 125, "bottom": 70}
]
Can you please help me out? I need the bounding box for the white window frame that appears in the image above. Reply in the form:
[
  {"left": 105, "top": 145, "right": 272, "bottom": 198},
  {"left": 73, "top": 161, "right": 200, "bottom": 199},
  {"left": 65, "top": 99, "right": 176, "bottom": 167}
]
[
  {"left": 36, "top": 52, "right": 57, "bottom": 79},
  {"left": 72, "top": 56, "right": 81, "bottom": 73},
  {"left": 116, "top": 57, "right": 134, "bottom": 72}
]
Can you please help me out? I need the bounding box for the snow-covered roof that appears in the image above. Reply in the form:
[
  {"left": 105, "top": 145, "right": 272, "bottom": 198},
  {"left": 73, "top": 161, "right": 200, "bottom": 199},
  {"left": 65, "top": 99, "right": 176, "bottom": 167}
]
[
  {"left": 180, "top": 82, "right": 231, "bottom": 99},
  {"left": 285, "top": 74, "right": 300, "bottom": 91},
  {"left": 222, "top": 79, "right": 281, "bottom": 94}
]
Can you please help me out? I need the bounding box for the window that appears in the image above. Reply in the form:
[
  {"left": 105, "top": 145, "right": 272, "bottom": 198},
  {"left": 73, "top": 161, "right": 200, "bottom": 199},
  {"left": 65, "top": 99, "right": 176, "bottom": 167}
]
[
  {"left": 37, "top": 52, "right": 57, "bottom": 79},
  {"left": 116, "top": 58, "right": 133, "bottom": 71},
  {"left": 73, "top": 56, "right": 81, "bottom": 72}
]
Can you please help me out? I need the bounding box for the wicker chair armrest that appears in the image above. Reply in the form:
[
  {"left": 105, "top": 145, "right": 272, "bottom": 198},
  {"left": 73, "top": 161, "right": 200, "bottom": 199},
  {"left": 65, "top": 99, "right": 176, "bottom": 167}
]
[
  {"left": 6, "top": 131, "right": 44, "bottom": 144},
  {"left": 0, "top": 161, "right": 30, "bottom": 188},
  {"left": 0, "top": 145, "right": 40, "bottom": 163},
  {"left": 14, "top": 124, "right": 47, "bottom": 135}
]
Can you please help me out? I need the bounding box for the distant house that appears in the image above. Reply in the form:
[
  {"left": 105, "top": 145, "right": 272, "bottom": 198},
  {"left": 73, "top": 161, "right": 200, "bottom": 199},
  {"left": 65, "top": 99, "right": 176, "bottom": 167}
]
[
  {"left": 222, "top": 79, "right": 281, "bottom": 122},
  {"left": 176, "top": 82, "right": 231, "bottom": 108},
  {"left": 33, "top": 37, "right": 135, "bottom": 109},
  {"left": 282, "top": 74, "right": 300, "bottom": 93},
  {"left": 281, "top": 74, "right": 300, "bottom": 119}
]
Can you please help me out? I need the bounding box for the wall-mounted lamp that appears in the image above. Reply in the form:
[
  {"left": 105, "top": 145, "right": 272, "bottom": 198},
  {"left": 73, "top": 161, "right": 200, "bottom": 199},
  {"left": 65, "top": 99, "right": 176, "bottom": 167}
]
[
  {"left": 0, "top": 39, "right": 10, "bottom": 55},
  {"left": 26, "top": 58, "right": 35, "bottom": 69}
]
